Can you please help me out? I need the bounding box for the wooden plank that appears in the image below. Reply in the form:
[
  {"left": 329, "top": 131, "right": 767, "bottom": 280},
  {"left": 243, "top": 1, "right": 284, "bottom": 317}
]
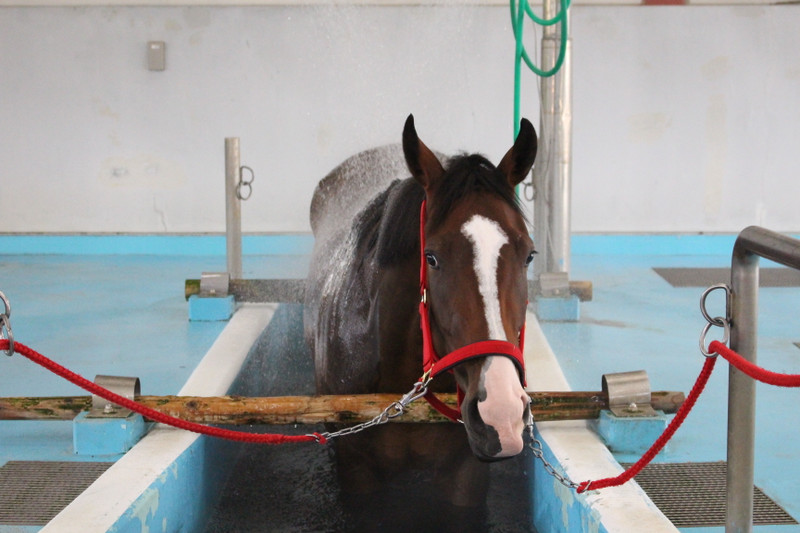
[{"left": 0, "top": 390, "right": 684, "bottom": 424}]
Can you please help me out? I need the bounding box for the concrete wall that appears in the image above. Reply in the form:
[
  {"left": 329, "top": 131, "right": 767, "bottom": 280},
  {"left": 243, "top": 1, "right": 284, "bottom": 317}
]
[{"left": 1, "top": 4, "right": 798, "bottom": 235}]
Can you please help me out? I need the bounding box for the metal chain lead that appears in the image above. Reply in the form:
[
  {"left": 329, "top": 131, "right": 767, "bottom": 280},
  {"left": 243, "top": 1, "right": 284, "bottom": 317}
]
[
  {"left": 699, "top": 283, "right": 732, "bottom": 357},
  {"left": 311, "top": 372, "right": 433, "bottom": 442},
  {"left": 0, "top": 291, "right": 14, "bottom": 356},
  {"left": 525, "top": 408, "right": 580, "bottom": 490},
  {"left": 312, "top": 378, "right": 582, "bottom": 492}
]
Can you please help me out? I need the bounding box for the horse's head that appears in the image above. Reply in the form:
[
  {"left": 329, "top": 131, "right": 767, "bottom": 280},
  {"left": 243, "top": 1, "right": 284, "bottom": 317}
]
[{"left": 403, "top": 115, "right": 538, "bottom": 461}]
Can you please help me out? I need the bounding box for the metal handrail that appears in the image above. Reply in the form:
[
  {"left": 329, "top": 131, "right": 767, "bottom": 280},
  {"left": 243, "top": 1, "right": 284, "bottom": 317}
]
[{"left": 727, "top": 226, "right": 800, "bottom": 533}]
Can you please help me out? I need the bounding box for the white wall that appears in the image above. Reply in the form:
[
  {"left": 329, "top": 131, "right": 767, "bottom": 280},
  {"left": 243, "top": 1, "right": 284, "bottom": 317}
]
[
  {"left": 0, "top": 4, "right": 798, "bottom": 234},
  {"left": 571, "top": 5, "right": 800, "bottom": 234}
]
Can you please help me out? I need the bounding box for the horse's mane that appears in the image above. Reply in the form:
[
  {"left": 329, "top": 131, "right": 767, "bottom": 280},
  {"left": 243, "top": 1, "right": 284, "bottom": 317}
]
[
  {"left": 428, "top": 154, "right": 524, "bottom": 229},
  {"left": 375, "top": 153, "right": 524, "bottom": 268},
  {"left": 374, "top": 178, "right": 424, "bottom": 267}
]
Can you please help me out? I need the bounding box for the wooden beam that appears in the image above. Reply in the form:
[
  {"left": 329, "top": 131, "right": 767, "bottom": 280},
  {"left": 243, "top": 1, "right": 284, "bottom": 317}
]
[{"left": 0, "top": 390, "right": 684, "bottom": 424}]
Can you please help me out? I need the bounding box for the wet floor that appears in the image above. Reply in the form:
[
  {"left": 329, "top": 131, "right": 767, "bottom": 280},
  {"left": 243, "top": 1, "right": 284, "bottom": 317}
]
[{"left": 203, "top": 305, "right": 536, "bottom": 533}]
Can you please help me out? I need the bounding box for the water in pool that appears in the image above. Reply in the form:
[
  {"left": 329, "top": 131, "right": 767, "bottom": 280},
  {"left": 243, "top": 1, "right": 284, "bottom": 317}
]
[{"left": 203, "top": 305, "right": 536, "bottom": 532}]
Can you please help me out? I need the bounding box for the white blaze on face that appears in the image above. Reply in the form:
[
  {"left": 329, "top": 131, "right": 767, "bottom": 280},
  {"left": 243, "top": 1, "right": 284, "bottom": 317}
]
[
  {"left": 460, "top": 215, "right": 508, "bottom": 340},
  {"left": 461, "top": 215, "right": 527, "bottom": 457}
]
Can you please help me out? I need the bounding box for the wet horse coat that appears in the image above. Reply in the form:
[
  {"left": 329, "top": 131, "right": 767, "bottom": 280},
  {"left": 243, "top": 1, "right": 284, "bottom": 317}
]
[{"left": 304, "top": 116, "right": 537, "bottom": 521}]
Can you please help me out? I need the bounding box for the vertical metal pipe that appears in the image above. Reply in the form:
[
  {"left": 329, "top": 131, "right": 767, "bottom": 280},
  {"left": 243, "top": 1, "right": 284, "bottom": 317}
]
[
  {"left": 533, "top": 0, "right": 572, "bottom": 282},
  {"left": 727, "top": 248, "right": 758, "bottom": 533},
  {"left": 555, "top": 39, "right": 573, "bottom": 275},
  {"left": 225, "top": 138, "right": 243, "bottom": 280},
  {"left": 724, "top": 227, "right": 800, "bottom": 532},
  {"left": 533, "top": 34, "right": 554, "bottom": 281}
]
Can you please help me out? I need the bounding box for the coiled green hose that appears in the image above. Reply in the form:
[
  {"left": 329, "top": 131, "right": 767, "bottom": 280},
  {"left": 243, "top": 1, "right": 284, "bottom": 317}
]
[{"left": 512, "top": 0, "right": 570, "bottom": 137}]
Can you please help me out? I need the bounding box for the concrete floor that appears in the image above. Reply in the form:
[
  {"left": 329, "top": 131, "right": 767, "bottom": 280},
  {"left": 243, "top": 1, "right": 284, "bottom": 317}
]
[
  {"left": 3, "top": 235, "right": 800, "bottom": 532},
  {"left": 541, "top": 251, "right": 800, "bottom": 532}
]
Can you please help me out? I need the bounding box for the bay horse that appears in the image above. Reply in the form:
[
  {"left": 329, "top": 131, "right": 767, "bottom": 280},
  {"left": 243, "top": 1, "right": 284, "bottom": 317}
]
[{"left": 304, "top": 115, "right": 537, "bottom": 528}]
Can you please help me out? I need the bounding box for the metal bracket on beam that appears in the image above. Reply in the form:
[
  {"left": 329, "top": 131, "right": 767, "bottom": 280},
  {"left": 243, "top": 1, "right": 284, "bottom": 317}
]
[
  {"left": 538, "top": 272, "right": 571, "bottom": 298},
  {"left": 88, "top": 375, "right": 140, "bottom": 418},
  {"left": 602, "top": 370, "right": 656, "bottom": 418},
  {"left": 200, "top": 272, "right": 230, "bottom": 297}
]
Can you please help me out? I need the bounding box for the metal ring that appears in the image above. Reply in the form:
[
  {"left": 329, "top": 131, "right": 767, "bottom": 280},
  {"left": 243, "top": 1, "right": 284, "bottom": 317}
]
[
  {"left": 0, "top": 291, "right": 10, "bottom": 318},
  {"left": 386, "top": 402, "right": 405, "bottom": 419},
  {"left": 1, "top": 314, "right": 14, "bottom": 356},
  {"left": 523, "top": 180, "right": 535, "bottom": 202},
  {"left": 700, "top": 283, "right": 731, "bottom": 327},
  {"left": 236, "top": 182, "right": 253, "bottom": 201},
  {"left": 699, "top": 320, "right": 729, "bottom": 358}
]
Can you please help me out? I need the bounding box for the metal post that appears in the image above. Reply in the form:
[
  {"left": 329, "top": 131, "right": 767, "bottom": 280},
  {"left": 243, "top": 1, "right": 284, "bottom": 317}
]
[
  {"left": 225, "top": 138, "right": 243, "bottom": 280},
  {"left": 727, "top": 227, "right": 800, "bottom": 532},
  {"left": 727, "top": 247, "right": 758, "bottom": 533},
  {"left": 533, "top": 0, "right": 572, "bottom": 289}
]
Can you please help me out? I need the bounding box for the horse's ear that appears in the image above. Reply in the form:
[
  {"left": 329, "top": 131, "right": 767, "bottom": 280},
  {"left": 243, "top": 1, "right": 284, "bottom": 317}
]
[
  {"left": 497, "top": 118, "right": 538, "bottom": 187},
  {"left": 403, "top": 114, "right": 445, "bottom": 191}
]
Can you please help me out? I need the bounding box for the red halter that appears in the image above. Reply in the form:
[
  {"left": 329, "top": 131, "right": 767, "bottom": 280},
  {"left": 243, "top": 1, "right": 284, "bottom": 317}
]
[{"left": 418, "top": 200, "right": 527, "bottom": 422}]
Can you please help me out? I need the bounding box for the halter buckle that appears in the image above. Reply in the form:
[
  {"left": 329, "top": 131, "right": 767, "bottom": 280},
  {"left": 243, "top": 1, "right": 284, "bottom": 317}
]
[{"left": 420, "top": 367, "right": 433, "bottom": 387}]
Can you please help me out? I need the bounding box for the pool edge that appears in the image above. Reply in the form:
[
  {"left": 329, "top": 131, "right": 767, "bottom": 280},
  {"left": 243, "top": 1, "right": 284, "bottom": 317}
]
[
  {"left": 38, "top": 304, "right": 278, "bottom": 533},
  {"left": 524, "top": 313, "right": 678, "bottom": 533}
]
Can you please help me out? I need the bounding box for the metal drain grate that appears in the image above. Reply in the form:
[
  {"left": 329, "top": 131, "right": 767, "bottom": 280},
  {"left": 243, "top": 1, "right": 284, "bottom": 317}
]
[
  {"left": 622, "top": 461, "right": 797, "bottom": 528},
  {"left": 0, "top": 461, "right": 112, "bottom": 525}
]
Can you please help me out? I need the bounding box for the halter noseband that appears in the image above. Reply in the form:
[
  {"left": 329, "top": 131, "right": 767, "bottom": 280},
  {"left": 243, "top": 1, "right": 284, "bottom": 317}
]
[{"left": 418, "top": 200, "right": 527, "bottom": 422}]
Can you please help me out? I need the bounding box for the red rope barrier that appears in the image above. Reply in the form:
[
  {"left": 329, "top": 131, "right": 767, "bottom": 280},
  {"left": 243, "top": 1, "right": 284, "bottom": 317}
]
[
  {"left": 0, "top": 339, "right": 325, "bottom": 445},
  {"left": 577, "top": 341, "right": 800, "bottom": 493},
  {"left": 6, "top": 334, "right": 800, "bottom": 480},
  {"left": 576, "top": 355, "right": 717, "bottom": 493},
  {"left": 709, "top": 340, "right": 800, "bottom": 387}
]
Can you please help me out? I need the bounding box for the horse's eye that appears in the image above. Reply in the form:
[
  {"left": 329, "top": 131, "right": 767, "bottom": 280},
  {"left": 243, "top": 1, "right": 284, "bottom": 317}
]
[
  {"left": 425, "top": 252, "right": 440, "bottom": 270},
  {"left": 525, "top": 251, "right": 536, "bottom": 267}
]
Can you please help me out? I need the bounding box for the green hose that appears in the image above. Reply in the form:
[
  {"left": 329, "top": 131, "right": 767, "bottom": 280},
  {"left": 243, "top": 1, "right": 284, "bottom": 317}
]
[{"left": 511, "top": 0, "right": 570, "bottom": 137}]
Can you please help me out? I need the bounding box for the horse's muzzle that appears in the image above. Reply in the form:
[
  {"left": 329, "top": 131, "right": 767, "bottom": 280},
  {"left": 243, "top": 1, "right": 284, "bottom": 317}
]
[
  {"left": 461, "top": 355, "right": 529, "bottom": 460},
  {"left": 462, "top": 398, "right": 528, "bottom": 461}
]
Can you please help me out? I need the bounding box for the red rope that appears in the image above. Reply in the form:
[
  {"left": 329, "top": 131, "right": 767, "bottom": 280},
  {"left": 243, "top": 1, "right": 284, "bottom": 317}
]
[
  {"left": 576, "top": 354, "right": 717, "bottom": 493},
  {"left": 709, "top": 340, "right": 800, "bottom": 387},
  {"left": 7, "top": 332, "right": 800, "bottom": 474},
  {"left": 0, "top": 339, "right": 325, "bottom": 445},
  {"left": 577, "top": 341, "right": 800, "bottom": 493}
]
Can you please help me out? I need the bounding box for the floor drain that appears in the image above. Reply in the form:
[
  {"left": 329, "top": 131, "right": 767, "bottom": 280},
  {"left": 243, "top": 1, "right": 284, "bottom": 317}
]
[
  {"left": 0, "top": 461, "right": 112, "bottom": 525},
  {"left": 622, "top": 461, "right": 797, "bottom": 528}
]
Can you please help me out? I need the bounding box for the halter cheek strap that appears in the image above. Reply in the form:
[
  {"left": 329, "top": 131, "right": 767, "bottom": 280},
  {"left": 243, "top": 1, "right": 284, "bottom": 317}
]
[{"left": 418, "top": 200, "right": 527, "bottom": 422}]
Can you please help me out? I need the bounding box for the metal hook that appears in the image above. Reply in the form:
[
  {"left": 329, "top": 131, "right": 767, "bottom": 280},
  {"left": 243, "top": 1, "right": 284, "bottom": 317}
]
[
  {"left": 699, "top": 283, "right": 731, "bottom": 357},
  {"left": 0, "top": 291, "right": 10, "bottom": 318},
  {"left": 700, "top": 283, "right": 731, "bottom": 327},
  {"left": 236, "top": 165, "right": 255, "bottom": 201}
]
